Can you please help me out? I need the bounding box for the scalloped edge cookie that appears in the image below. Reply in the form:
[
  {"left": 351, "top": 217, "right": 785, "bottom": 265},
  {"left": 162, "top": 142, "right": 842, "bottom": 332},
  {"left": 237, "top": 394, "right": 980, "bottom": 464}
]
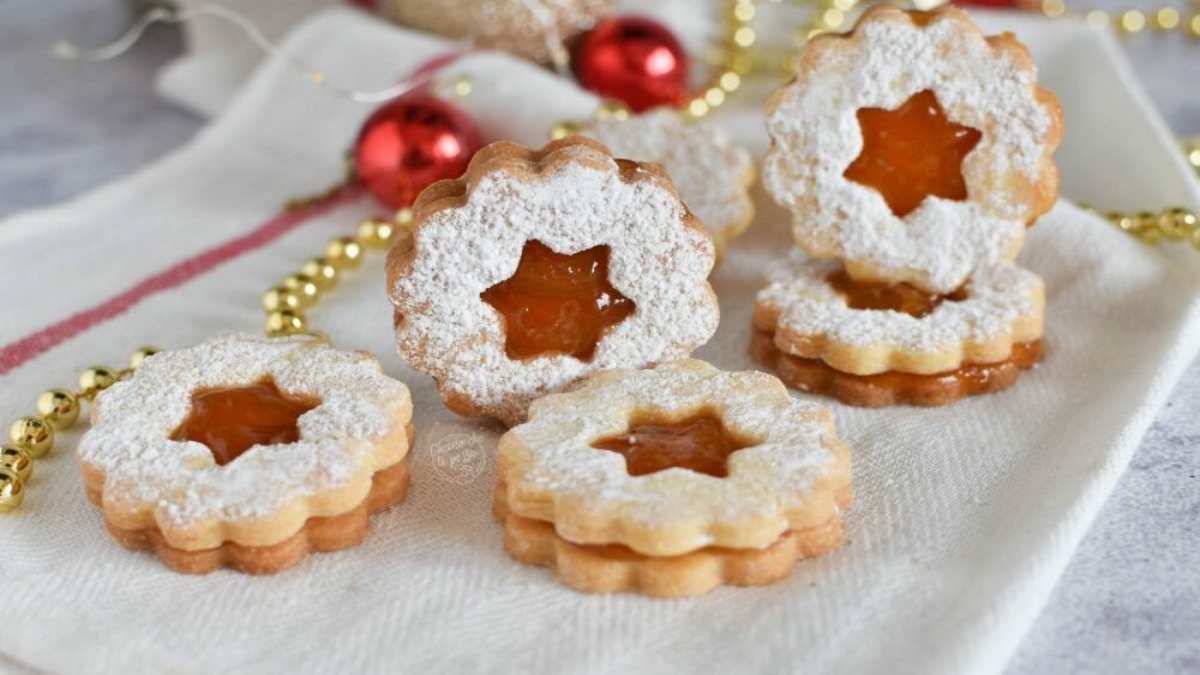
[
  {"left": 497, "top": 359, "right": 852, "bottom": 557},
  {"left": 750, "top": 329, "right": 1042, "bottom": 407},
  {"left": 91, "top": 442, "right": 411, "bottom": 575},
  {"left": 763, "top": 5, "right": 1063, "bottom": 293},
  {"left": 388, "top": 137, "right": 719, "bottom": 426},
  {"left": 579, "top": 109, "right": 756, "bottom": 257},
  {"left": 494, "top": 483, "right": 848, "bottom": 597},
  {"left": 78, "top": 334, "right": 414, "bottom": 565},
  {"left": 753, "top": 253, "right": 1044, "bottom": 376}
]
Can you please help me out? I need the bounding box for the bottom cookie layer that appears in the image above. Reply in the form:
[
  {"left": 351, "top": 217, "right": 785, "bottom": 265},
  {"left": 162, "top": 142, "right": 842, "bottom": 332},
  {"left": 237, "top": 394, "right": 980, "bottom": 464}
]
[
  {"left": 495, "top": 490, "right": 846, "bottom": 597},
  {"left": 750, "top": 328, "right": 1043, "bottom": 407},
  {"left": 105, "top": 460, "right": 410, "bottom": 575}
]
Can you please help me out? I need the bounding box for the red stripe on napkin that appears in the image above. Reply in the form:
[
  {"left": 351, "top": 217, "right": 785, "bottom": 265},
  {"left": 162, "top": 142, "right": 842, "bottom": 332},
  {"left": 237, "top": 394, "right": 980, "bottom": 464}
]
[{"left": 0, "top": 184, "right": 364, "bottom": 377}]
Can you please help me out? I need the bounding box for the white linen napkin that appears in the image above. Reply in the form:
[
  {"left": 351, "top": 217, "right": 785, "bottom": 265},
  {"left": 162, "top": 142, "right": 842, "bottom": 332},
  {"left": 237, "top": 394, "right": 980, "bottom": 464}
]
[{"left": 2, "top": 9, "right": 1199, "bottom": 675}]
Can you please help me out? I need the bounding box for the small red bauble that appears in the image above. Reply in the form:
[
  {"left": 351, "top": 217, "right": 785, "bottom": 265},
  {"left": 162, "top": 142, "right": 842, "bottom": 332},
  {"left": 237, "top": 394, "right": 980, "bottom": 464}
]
[
  {"left": 571, "top": 16, "right": 690, "bottom": 113},
  {"left": 353, "top": 94, "right": 483, "bottom": 209}
]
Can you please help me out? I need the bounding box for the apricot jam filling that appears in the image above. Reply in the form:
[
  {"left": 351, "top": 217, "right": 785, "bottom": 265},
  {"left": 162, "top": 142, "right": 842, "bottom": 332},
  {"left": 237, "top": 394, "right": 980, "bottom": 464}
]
[
  {"left": 777, "top": 335, "right": 1043, "bottom": 389},
  {"left": 170, "top": 378, "right": 318, "bottom": 466},
  {"left": 481, "top": 240, "right": 636, "bottom": 361},
  {"left": 843, "top": 89, "right": 982, "bottom": 217},
  {"left": 826, "top": 268, "right": 967, "bottom": 318},
  {"left": 591, "top": 412, "right": 752, "bottom": 478}
]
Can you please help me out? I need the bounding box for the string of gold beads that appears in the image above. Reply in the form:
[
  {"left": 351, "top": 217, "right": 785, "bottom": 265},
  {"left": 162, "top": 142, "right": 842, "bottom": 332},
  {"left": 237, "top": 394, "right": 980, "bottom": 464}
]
[
  {"left": 1185, "top": 137, "right": 1200, "bottom": 176},
  {"left": 263, "top": 209, "right": 412, "bottom": 337},
  {"left": 1037, "top": 0, "right": 1200, "bottom": 37},
  {"left": 1079, "top": 204, "right": 1200, "bottom": 245},
  {"left": 678, "top": 0, "right": 757, "bottom": 121},
  {"left": 0, "top": 347, "right": 159, "bottom": 512}
]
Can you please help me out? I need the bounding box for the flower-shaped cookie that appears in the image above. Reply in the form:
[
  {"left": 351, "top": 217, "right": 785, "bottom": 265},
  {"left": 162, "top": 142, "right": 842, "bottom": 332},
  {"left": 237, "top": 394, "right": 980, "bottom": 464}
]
[
  {"left": 389, "top": 0, "right": 613, "bottom": 64},
  {"left": 387, "top": 137, "right": 719, "bottom": 426},
  {"left": 78, "top": 334, "right": 413, "bottom": 574},
  {"left": 580, "top": 109, "right": 756, "bottom": 256},
  {"left": 763, "top": 5, "right": 1063, "bottom": 293},
  {"left": 753, "top": 252, "right": 1044, "bottom": 378},
  {"left": 497, "top": 360, "right": 851, "bottom": 559}
]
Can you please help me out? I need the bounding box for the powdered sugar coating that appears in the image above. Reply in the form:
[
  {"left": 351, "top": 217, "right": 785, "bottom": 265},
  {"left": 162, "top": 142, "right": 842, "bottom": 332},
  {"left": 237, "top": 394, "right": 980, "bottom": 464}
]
[
  {"left": 756, "top": 251, "right": 1043, "bottom": 371},
  {"left": 581, "top": 109, "right": 755, "bottom": 251},
  {"left": 763, "top": 6, "right": 1061, "bottom": 293},
  {"left": 388, "top": 0, "right": 612, "bottom": 64},
  {"left": 78, "top": 334, "right": 412, "bottom": 527},
  {"left": 499, "top": 360, "right": 848, "bottom": 555},
  {"left": 389, "top": 140, "right": 719, "bottom": 425}
]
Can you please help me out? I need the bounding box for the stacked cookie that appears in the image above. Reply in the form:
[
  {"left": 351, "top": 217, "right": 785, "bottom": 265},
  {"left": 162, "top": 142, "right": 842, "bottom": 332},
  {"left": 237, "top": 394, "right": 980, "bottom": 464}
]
[
  {"left": 494, "top": 360, "right": 851, "bottom": 598},
  {"left": 78, "top": 335, "right": 414, "bottom": 574},
  {"left": 753, "top": 5, "right": 1062, "bottom": 407},
  {"left": 387, "top": 136, "right": 853, "bottom": 596}
]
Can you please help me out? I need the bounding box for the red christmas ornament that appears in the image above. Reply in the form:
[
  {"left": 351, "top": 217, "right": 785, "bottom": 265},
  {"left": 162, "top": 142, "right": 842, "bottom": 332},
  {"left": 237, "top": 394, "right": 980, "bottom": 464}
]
[
  {"left": 571, "top": 16, "right": 690, "bottom": 113},
  {"left": 353, "top": 94, "right": 483, "bottom": 209}
]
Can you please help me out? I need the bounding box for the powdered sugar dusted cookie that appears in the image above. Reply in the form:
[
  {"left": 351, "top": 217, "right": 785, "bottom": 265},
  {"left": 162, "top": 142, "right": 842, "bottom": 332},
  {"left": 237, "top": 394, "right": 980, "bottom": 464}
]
[
  {"left": 754, "top": 252, "right": 1044, "bottom": 376},
  {"left": 580, "top": 109, "right": 755, "bottom": 255},
  {"left": 763, "top": 6, "right": 1063, "bottom": 294},
  {"left": 387, "top": 138, "right": 719, "bottom": 426},
  {"left": 750, "top": 252, "right": 1044, "bottom": 407},
  {"left": 388, "top": 0, "right": 612, "bottom": 64},
  {"left": 495, "top": 487, "right": 845, "bottom": 598},
  {"left": 497, "top": 360, "right": 851, "bottom": 567},
  {"left": 78, "top": 334, "right": 414, "bottom": 574}
]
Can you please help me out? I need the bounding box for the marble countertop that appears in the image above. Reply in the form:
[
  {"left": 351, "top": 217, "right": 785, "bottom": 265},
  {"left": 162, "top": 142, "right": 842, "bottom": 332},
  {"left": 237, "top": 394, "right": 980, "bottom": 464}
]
[{"left": 3, "top": 2, "right": 1198, "bottom": 673}]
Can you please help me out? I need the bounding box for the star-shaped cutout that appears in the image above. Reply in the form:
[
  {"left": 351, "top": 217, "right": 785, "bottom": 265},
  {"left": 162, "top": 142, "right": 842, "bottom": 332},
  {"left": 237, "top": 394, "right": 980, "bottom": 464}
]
[
  {"left": 481, "top": 240, "right": 636, "bottom": 361},
  {"left": 171, "top": 379, "right": 317, "bottom": 465},
  {"left": 843, "top": 89, "right": 982, "bottom": 217},
  {"left": 591, "top": 412, "right": 751, "bottom": 478}
]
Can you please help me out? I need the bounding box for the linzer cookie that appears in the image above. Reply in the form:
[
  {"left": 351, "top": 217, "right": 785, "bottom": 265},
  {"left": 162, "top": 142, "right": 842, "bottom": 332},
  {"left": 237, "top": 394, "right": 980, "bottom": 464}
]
[
  {"left": 579, "top": 109, "right": 755, "bottom": 256},
  {"left": 495, "top": 360, "right": 852, "bottom": 597},
  {"left": 389, "top": 0, "right": 613, "bottom": 65},
  {"left": 751, "top": 253, "right": 1044, "bottom": 407},
  {"left": 77, "top": 334, "right": 414, "bottom": 574},
  {"left": 763, "top": 5, "right": 1063, "bottom": 294},
  {"left": 387, "top": 137, "right": 719, "bottom": 426}
]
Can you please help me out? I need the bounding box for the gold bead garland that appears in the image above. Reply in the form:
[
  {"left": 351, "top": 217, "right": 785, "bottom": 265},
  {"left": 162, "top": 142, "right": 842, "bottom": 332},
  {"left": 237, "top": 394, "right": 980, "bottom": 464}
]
[
  {"left": 0, "top": 470, "right": 24, "bottom": 513},
  {"left": 1185, "top": 137, "right": 1200, "bottom": 176},
  {"left": 0, "top": 447, "right": 32, "bottom": 482},
  {"left": 0, "top": 345, "right": 160, "bottom": 512},
  {"left": 1036, "top": 0, "right": 1200, "bottom": 38},
  {"left": 1079, "top": 204, "right": 1200, "bottom": 246},
  {"left": 262, "top": 209, "right": 411, "bottom": 337},
  {"left": 679, "top": 0, "right": 757, "bottom": 121}
]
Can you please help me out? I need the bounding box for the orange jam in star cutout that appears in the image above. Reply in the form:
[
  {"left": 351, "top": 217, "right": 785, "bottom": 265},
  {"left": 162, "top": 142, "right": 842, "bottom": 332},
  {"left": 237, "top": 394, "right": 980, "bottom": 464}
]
[
  {"left": 170, "top": 379, "right": 318, "bottom": 465},
  {"left": 843, "top": 89, "right": 982, "bottom": 217},
  {"left": 481, "top": 240, "right": 636, "bottom": 361},
  {"left": 827, "top": 268, "right": 967, "bottom": 318},
  {"left": 591, "top": 412, "right": 752, "bottom": 478}
]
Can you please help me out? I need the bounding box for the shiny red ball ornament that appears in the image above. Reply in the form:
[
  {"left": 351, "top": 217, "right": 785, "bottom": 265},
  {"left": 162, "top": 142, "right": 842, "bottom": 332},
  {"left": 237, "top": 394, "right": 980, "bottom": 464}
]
[
  {"left": 353, "top": 94, "right": 483, "bottom": 209},
  {"left": 571, "top": 16, "right": 690, "bottom": 113}
]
